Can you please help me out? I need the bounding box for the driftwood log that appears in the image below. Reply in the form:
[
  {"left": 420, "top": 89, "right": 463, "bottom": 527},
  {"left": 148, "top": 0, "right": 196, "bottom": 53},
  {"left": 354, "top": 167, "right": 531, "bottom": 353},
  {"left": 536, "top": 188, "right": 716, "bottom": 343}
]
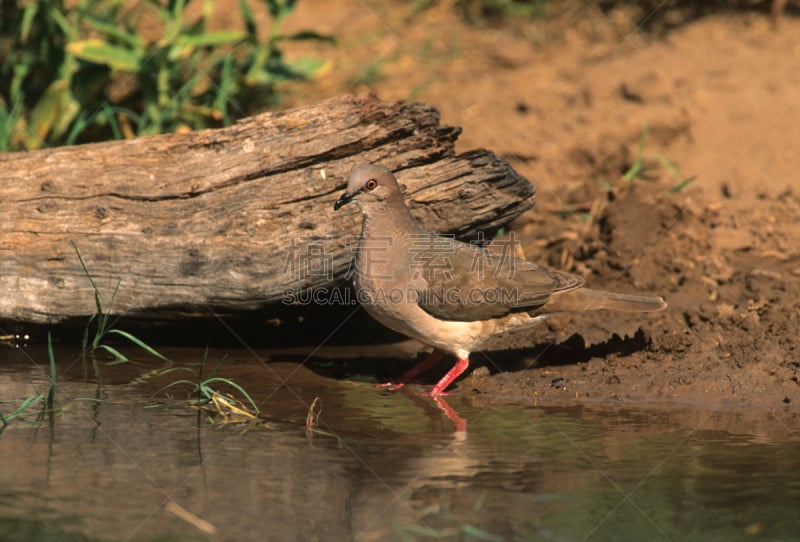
[{"left": 0, "top": 94, "right": 535, "bottom": 326}]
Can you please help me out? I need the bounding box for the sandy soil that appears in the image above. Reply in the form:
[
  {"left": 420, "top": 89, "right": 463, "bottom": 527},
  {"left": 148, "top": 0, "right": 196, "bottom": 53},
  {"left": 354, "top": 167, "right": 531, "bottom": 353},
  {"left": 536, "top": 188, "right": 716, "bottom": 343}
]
[{"left": 277, "top": 2, "right": 800, "bottom": 410}]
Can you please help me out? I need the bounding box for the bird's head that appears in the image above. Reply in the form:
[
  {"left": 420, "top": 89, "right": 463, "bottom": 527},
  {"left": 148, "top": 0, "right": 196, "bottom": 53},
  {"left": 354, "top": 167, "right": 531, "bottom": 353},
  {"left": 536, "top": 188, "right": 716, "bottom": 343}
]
[{"left": 333, "top": 164, "right": 402, "bottom": 211}]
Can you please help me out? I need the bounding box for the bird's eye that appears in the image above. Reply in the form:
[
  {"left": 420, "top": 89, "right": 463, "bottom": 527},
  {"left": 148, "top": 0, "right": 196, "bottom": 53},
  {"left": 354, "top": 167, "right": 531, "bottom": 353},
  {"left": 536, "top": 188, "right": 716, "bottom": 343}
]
[{"left": 364, "top": 178, "right": 378, "bottom": 191}]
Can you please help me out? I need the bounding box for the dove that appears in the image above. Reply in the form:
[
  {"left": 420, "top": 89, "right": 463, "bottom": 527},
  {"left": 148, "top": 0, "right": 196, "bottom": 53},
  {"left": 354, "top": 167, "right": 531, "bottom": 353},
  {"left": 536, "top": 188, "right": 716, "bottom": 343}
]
[{"left": 334, "top": 164, "right": 665, "bottom": 395}]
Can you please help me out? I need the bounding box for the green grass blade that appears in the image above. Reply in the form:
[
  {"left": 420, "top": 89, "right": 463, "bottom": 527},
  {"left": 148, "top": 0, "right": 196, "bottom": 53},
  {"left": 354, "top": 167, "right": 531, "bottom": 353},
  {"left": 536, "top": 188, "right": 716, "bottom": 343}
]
[
  {"left": 2, "top": 395, "right": 46, "bottom": 424},
  {"left": 71, "top": 241, "right": 107, "bottom": 349},
  {"left": 622, "top": 161, "right": 642, "bottom": 182},
  {"left": 93, "top": 311, "right": 109, "bottom": 348},
  {"left": 71, "top": 240, "right": 99, "bottom": 292},
  {"left": 209, "top": 352, "right": 229, "bottom": 379},
  {"left": 198, "top": 381, "right": 214, "bottom": 400},
  {"left": 20, "top": 4, "right": 40, "bottom": 41},
  {"left": 79, "top": 12, "right": 145, "bottom": 49},
  {"left": 97, "top": 344, "right": 129, "bottom": 363},
  {"left": 239, "top": 0, "right": 257, "bottom": 36},
  {"left": 623, "top": 122, "right": 649, "bottom": 182},
  {"left": 198, "top": 346, "right": 209, "bottom": 381},
  {"left": 669, "top": 175, "right": 697, "bottom": 194},
  {"left": 65, "top": 109, "right": 91, "bottom": 146},
  {"left": 47, "top": 332, "right": 56, "bottom": 408},
  {"left": 99, "top": 102, "right": 124, "bottom": 140},
  {"left": 107, "top": 278, "right": 122, "bottom": 310},
  {"left": 157, "top": 367, "right": 197, "bottom": 377},
  {"left": 94, "top": 289, "right": 104, "bottom": 318},
  {"left": 66, "top": 39, "right": 142, "bottom": 72},
  {"left": 19, "top": 395, "right": 46, "bottom": 415},
  {"left": 48, "top": 7, "right": 77, "bottom": 40},
  {"left": 107, "top": 329, "right": 168, "bottom": 361},
  {"left": 656, "top": 153, "right": 697, "bottom": 193},
  {"left": 655, "top": 153, "right": 681, "bottom": 178},
  {"left": 151, "top": 379, "right": 199, "bottom": 398},
  {"left": 81, "top": 314, "right": 92, "bottom": 352}
]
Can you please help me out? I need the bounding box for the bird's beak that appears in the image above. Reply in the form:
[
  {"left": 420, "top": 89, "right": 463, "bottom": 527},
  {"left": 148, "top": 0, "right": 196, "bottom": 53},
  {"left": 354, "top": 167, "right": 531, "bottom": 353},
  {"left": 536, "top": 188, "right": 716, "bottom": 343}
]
[{"left": 333, "top": 191, "right": 356, "bottom": 210}]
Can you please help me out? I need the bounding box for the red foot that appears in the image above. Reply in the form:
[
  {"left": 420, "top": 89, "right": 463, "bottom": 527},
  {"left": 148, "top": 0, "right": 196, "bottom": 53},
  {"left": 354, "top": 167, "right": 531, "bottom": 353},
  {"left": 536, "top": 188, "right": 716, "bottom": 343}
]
[
  {"left": 375, "top": 381, "right": 405, "bottom": 391},
  {"left": 426, "top": 358, "right": 469, "bottom": 396},
  {"left": 376, "top": 349, "right": 445, "bottom": 390}
]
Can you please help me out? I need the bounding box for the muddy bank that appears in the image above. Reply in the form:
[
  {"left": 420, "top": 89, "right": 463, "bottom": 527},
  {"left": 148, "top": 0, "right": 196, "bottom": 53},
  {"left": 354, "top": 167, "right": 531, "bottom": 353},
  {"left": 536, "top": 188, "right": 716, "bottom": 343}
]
[{"left": 279, "top": 3, "right": 800, "bottom": 410}]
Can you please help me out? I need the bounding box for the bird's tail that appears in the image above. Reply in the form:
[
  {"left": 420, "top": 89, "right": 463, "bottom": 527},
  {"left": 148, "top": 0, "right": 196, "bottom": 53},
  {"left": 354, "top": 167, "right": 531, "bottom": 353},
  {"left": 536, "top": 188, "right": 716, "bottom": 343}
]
[{"left": 545, "top": 288, "right": 667, "bottom": 313}]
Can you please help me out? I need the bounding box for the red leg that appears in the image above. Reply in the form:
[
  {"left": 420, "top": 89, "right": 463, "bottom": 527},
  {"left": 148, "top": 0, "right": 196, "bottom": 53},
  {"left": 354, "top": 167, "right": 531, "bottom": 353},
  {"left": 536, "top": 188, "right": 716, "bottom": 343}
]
[
  {"left": 426, "top": 357, "right": 469, "bottom": 396},
  {"left": 431, "top": 396, "right": 467, "bottom": 432},
  {"left": 377, "top": 349, "right": 446, "bottom": 390}
]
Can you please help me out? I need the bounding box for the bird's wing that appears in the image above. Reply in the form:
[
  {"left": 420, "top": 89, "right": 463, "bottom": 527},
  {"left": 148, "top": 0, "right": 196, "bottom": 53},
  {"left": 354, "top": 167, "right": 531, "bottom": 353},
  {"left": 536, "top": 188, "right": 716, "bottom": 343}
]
[{"left": 409, "top": 234, "right": 584, "bottom": 321}]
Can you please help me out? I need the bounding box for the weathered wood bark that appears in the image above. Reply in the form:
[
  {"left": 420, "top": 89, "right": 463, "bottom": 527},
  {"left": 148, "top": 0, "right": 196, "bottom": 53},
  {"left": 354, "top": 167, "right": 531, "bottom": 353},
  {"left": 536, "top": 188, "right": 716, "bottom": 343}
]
[{"left": 0, "top": 94, "right": 535, "bottom": 324}]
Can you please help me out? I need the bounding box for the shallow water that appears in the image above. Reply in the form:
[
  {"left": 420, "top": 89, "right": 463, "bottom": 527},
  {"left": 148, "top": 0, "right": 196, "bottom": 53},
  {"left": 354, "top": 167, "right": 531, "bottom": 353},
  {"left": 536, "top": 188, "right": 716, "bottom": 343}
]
[{"left": 1, "top": 344, "right": 799, "bottom": 542}]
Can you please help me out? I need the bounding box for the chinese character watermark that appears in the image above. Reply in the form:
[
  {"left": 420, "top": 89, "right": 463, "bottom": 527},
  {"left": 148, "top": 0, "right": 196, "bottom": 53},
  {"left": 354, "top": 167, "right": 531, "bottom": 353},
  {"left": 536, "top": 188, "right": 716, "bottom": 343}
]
[
  {"left": 409, "top": 232, "right": 456, "bottom": 281},
  {"left": 282, "top": 238, "right": 335, "bottom": 281}
]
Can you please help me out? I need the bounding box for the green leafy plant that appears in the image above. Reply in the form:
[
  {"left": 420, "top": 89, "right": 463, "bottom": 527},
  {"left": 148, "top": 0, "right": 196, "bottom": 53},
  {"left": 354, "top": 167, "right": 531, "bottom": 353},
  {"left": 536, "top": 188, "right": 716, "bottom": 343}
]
[
  {"left": 622, "top": 123, "right": 696, "bottom": 192},
  {"left": 0, "top": 333, "right": 57, "bottom": 432},
  {"left": 72, "top": 241, "right": 168, "bottom": 363},
  {"left": 622, "top": 123, "right": 651, "bottom": 182},
  {"left": 1, "top": 0, "right": 334, "bottom": 150},
  {"left": 0, "top": 392, "right": 47, "bottom": 432},
  {"left": 154, "top": 347, "right": 260, "bottom": 422}
]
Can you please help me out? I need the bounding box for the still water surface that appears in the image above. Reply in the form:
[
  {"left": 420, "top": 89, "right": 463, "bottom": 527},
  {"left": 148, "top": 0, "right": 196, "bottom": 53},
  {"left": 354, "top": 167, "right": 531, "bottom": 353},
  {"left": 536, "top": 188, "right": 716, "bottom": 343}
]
[{"left": 1, "top": 345, "right": 798, "bottom": 541}]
